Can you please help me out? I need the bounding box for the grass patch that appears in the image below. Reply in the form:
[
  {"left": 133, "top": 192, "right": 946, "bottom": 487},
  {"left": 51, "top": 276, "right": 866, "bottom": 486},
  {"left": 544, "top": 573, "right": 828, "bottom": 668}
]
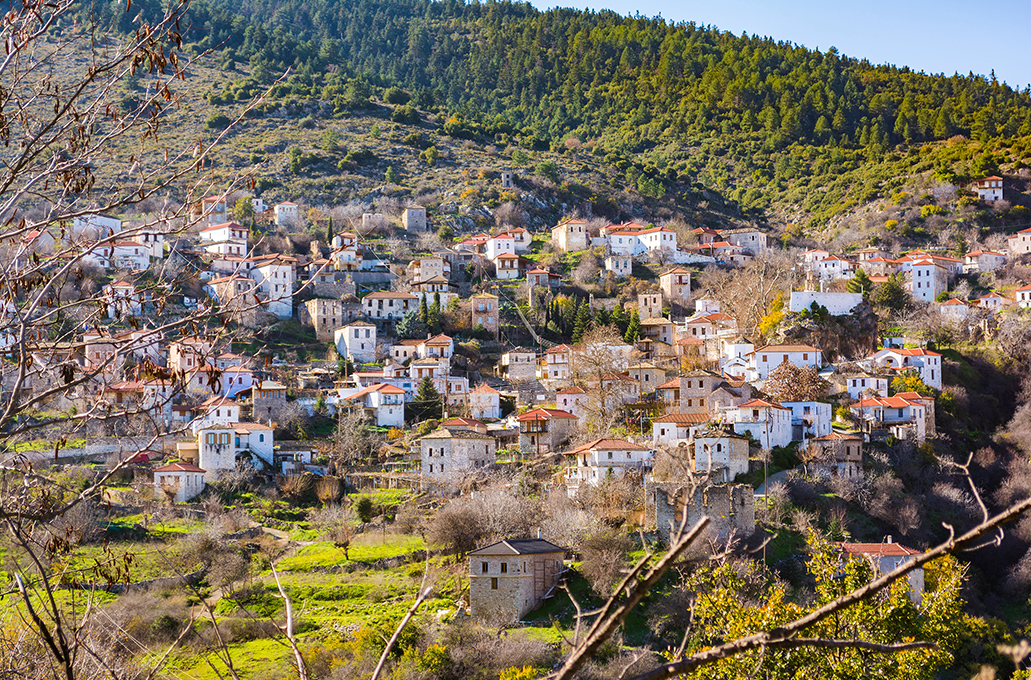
[{"left": 278, "top": 534, "right": 425, "bottom": 571}]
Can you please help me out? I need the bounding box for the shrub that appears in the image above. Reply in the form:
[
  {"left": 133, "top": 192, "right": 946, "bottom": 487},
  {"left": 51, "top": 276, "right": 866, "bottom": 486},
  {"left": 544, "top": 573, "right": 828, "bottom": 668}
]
[
  {"left": 355, "top": 496, "right": 375, "bottom": 523},
  {"left": 205, "top": 113, "right": 230, "bottom": 130},
  {"left": 580, "top": 530, "right": 631, "bottom": 597}
]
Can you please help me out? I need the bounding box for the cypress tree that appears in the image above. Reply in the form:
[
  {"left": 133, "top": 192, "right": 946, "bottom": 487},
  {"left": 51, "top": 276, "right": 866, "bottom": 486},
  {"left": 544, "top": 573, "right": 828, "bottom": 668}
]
[
  {"left": 624, "top": 308, "right": 641, "bottom": 344},
  {"left": 573, "top": 300, "right": 590, "bottom": 344},
  {"left": 428, "top": 292, "right": 442, "bottom": 334},
  {"left": 419, "top": 294, "right": 429, "bottom": 325},
  {"left": 611, "top": 303, "right": 627, "bottom": 334}
]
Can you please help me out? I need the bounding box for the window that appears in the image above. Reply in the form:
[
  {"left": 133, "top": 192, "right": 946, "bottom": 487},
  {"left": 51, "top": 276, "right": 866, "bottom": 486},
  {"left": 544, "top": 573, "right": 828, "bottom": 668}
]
[
  {"left": 500, "top": 562, "right": 507, "bottom": 574},
  {"left": 219, "top": 433, "right": 230, "bottom": 445},
  {"left": 491, "top": 577, "right": 498, "bottom": 590},
  {"left": 482, "top": 562, "right": 488, "bottom": 573},
  {"left": 259, "top": 434, "right": 265, "bottom": 442},
  {"left": 607, "top": 451, "right": 613, "bottom": 459},
  {"left": 206, "top": 433, "right": 216, "bottom": 445}
]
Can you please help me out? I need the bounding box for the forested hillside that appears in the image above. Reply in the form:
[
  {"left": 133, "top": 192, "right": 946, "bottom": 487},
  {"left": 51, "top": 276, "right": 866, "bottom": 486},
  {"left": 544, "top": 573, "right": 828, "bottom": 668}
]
[{"left": 96, "top": 0, "right": 1031, "bottom": 228}]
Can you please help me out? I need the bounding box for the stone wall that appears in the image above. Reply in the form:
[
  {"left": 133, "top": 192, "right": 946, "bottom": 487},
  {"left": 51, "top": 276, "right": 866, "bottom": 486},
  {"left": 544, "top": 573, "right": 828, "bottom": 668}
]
[{"left": 648, "top": 480, "right": 755, "bottom": 546}]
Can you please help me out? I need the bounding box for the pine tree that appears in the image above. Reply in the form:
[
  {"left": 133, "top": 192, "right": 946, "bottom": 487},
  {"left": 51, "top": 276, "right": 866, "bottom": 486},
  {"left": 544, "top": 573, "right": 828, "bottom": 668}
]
[
  {"left": 395, "top": 308, "right": 426, "bottom": 339},
  {"left": 624, "top": 308, "right": 641, "bottom": 344},
  {"left": 327, "top": 217, "right": 334, "bottom": 244},
  {"left": 874, "top": 273, "right": 910, "bottom": 313},
  {"left": 846, "top": 269, "right": 874, "bottom": 299},
  {"left": 410, "top": 376, "right": 443, "bottom": 421},
  {"left": 594, "top": 306, "right": 610, "bottom": 327}
]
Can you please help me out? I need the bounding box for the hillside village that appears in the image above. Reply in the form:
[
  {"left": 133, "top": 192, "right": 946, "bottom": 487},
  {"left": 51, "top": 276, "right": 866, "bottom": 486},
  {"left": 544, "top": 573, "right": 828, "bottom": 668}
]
[{"left": 10, "top": 165, "right": 1031, "bottom": 677}]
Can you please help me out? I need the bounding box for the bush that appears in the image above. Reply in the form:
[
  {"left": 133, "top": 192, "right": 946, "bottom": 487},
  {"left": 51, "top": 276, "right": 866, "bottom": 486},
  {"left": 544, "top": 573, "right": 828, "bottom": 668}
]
[
  {"left": 390, "top": 105, "right": 420, "bottom": 124},
  {"left": 383, "top": 86, "right": 411, "bottom": 105},
  {"left": 429, "top": 502, "right": 483, "bottom": 554},
  {"left": 355, "top": 496, "right": 375, "bottom": 523},
  {"left": 580, "top": 530, "right": 631, "bottom": 597},
  {"left": 205, "top": 113, "right": 231, "bottom": 130}
]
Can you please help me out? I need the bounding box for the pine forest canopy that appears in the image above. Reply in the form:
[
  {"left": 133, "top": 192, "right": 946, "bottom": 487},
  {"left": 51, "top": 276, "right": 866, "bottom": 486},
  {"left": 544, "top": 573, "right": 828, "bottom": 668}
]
[{"left": 89, "top": 0, "right": 1031, "bottom": 224}]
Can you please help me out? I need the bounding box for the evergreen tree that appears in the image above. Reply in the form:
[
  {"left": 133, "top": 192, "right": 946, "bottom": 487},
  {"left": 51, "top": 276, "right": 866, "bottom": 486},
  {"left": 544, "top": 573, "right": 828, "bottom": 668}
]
[
  {"left": 846, "top": 269, "right": 874, "bottom": 299},
  {"left": 624, "top": 308, "right": 641, "bottom": 344},
  {"left": 594, "top": 306, "right": 610, "bottom": 328},
  {"left": 395, "top": 308, "right": 426, "bottom": 339},
  {"left": 326, "top": 217, "right": 334, "bottom": 244},
  {"left": 410, "top": 376, "right": 443, "bottom": 421},
  {"left": 428, "top": 292, "right": 442, "bottom": 334},
  {"left": 573, "top": 299, "right": 590, "bottom": 344},
  {"left": 611, "top": 303, "right": 627, "bottom": 334},
  {"left": 873, "top": 273, "right": 910, "bottom": 313},
  {"left": 419, "top": 294, "right": 429, "bottom": 325}
]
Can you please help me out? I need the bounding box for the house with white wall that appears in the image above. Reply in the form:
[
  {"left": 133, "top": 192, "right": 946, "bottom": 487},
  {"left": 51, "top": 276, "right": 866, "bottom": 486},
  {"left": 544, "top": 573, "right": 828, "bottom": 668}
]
[
  {"left": 692, "top": 428, "right": 750, "bottom": 481},
  {"left": 551, "top": 219, "right": 589, "bottom": 253},
  {"left": 782, "top": 401, "right": 833, "bottom": 443},
  {"left": 196, "top": 422, "right": 274, "bottom": 481},
  {"left": 154, "top": 462, "right": 206, "bottom": 503},
  {"left": 562, "top": 438, "right": 652, "bottom": 496},
  {"left": 905, "top": 259, "right": 949, "bottom": 303},
  {"left": 274, "top": 202, "right": 298, "bottom": 227},
  {"left": 469, "top": 383, "right": 501, "bottom": 420},
  {"left": 346, "top": 383, "right": 405, "bottom": 427},
  {"left": 971, "top": 176, "right": 1003, "bottom": 203},
  {"left": 867, "top": 347, "right": 942, "bottom": 390},
  {"left": 789, "top": 291, "right": 863, "bottom": 316},
  {"left": 334, "top": 321, "right": 377, "bottom": 364},
  {"left": 362, "top": 291, "right": 417, "bottom": 320},
  {"left": 249, "top": 255, "right": 294, "bottom": 318},
  {"left": 748, "top": 344, "right": 823, "bottom": 382},
  {"left": 727, "top": 399, "right": 792, "bottom": 449}
]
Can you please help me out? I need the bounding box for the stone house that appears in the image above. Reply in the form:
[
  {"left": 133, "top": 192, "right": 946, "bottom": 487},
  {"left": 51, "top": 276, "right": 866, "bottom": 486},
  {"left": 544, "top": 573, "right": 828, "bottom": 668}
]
[
  {"left": 627, "top": 362, "right": 665, "bottom": 395},
  {"left": 649, "top": 481, "right": 755, "bottom": 546},
  {"left": 551, "top": 219, "right": 588, "bottom": 253},
  {"left": 274, "top": 202, "right": 298, "bottom": 227},
  {"left": 469, "top": 383, "right": 501, "bottom": 420},
  {"left": 499, "top": 348, "right": 537, "bottom": 381},
  {"left": 692, "top": 428, "right": 750, "bottom": 481},
  {"left": 468, "top": 538, "right": 565, "bottom": 622},
  {"left": 542, "top": 344, "right": 573, "bottom": 381},
  {"left": 637, "top": 293, "right": 663, "bottom": 320},
  {"left": 407, "top": 256, "right": 451, "bottom": 281},
  {"left": 420, "top": 427, "right": 497, "bottom": 477},
  {"left": 302, "top": 298, "right": 347, "bottom": 342},
  {"left": 153, "top": 462, "right": 206, "bottom": 503},
  {"left": 659, "top": 267, "right": 692, "bottom": 316},
  {"left": 807, "top": 432, "right": 863, "bottom": 479},
  {"left": 656, "top": 370, "right": 722, "bottom": 415},
  {"left": 401, "top": 206, "right": 427, "bottom": 232},
  {"left": 516, "top": 407, "right": 578, "bottom": 455},
  {"left": 604, "top": 254, "right": 632, "bottom": 278},
  {"left": 471, "top": 292, "right": 500, "bottom": 337}
]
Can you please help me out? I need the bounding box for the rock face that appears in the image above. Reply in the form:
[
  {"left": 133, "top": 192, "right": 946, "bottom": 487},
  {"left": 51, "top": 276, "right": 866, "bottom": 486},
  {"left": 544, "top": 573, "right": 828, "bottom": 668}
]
[{"left": 778, "top": 302, "right": 878, "bottom": 362}]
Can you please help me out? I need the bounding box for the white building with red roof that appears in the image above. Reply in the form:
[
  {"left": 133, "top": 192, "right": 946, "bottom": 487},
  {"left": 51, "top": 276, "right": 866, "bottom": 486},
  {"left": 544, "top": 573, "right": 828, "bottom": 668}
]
[
  {"left": 542, "top": 344, "right": 573, "bottom": 381},
  {"left": 556, "top": 386, "right": 587, "bottom": 425},
  {"left": 964, "top": 249, "right": 1008, "bottom": 274},
  {"left": 1008, "top": 227, "right": 1031, "bottom": 257},
  {"left": 867, "top": 347, "right": 942, "bottom": 390},
  {"left": 651, "top": 412, "right": 713, "bottom": 447},
  {"left": 848, "top": 394, "right": 929, "bottom": 442},
  {"left": 485, "top": 233, "right": 516, "bottom": 261},
  {"left": 937, "top": 298, "right": 972, "bottom": 321},
  {"left": 154, "top": 462, "right": 207, "bottom": 503},
  {"left": 493, "top": 252, "right": 521, "bottom": 280},
  {"left": 837, "top": 540, "right": 924, "bottom": 603},
  {"left": 562, "top": 437, "right": 652, "bottom": 495},
  {"left": 102, "top": 280, "right": 145, "bottom": 319},
  {"left": 199, "top": 221, "right": 248, "bottom": 253},
  {"left": 1017, "top": 283, "right": 1031, "bottom": 308},
  {"left": 971, "top": 176, "right": 1003, "bottom": 203},
  {"left": 196, "top": 422, "right": 274, "bottom": 480},
  {"left": 975, "top": 291, "right": 1014, "bottom": 312},
  {"left": 345, "top": 383, "right": 405, "bottom": 427},
  {"left": 469, "top": 383, "right": 501, "bottom": 420},
  {"left": 606, "top": 224, "right": 676, "bottom": 257},
  {"left": 726, "top": 399, "right": 792, "bottom": 449}
]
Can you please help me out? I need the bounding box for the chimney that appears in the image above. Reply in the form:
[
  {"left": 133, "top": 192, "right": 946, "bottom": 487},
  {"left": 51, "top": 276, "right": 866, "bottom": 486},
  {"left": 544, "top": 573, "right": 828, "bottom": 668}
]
[
  {"left": 537, "top": 528, "right": 542, "bottom": 539},
  {"left": 886, "top": 535, "right": 893, "bottom": 543}
]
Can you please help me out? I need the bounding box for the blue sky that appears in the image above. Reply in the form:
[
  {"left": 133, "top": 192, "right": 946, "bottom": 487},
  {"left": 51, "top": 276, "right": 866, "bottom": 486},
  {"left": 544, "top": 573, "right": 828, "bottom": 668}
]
[{"left": 530, "top": 0, "right": 1031, "bottom": 89}]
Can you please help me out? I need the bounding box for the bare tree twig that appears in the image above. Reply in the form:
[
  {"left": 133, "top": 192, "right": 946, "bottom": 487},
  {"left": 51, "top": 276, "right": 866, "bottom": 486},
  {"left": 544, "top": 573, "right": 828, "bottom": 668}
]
[{"left": 371, "top": 567, "right": 433, "bottom": 680}]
